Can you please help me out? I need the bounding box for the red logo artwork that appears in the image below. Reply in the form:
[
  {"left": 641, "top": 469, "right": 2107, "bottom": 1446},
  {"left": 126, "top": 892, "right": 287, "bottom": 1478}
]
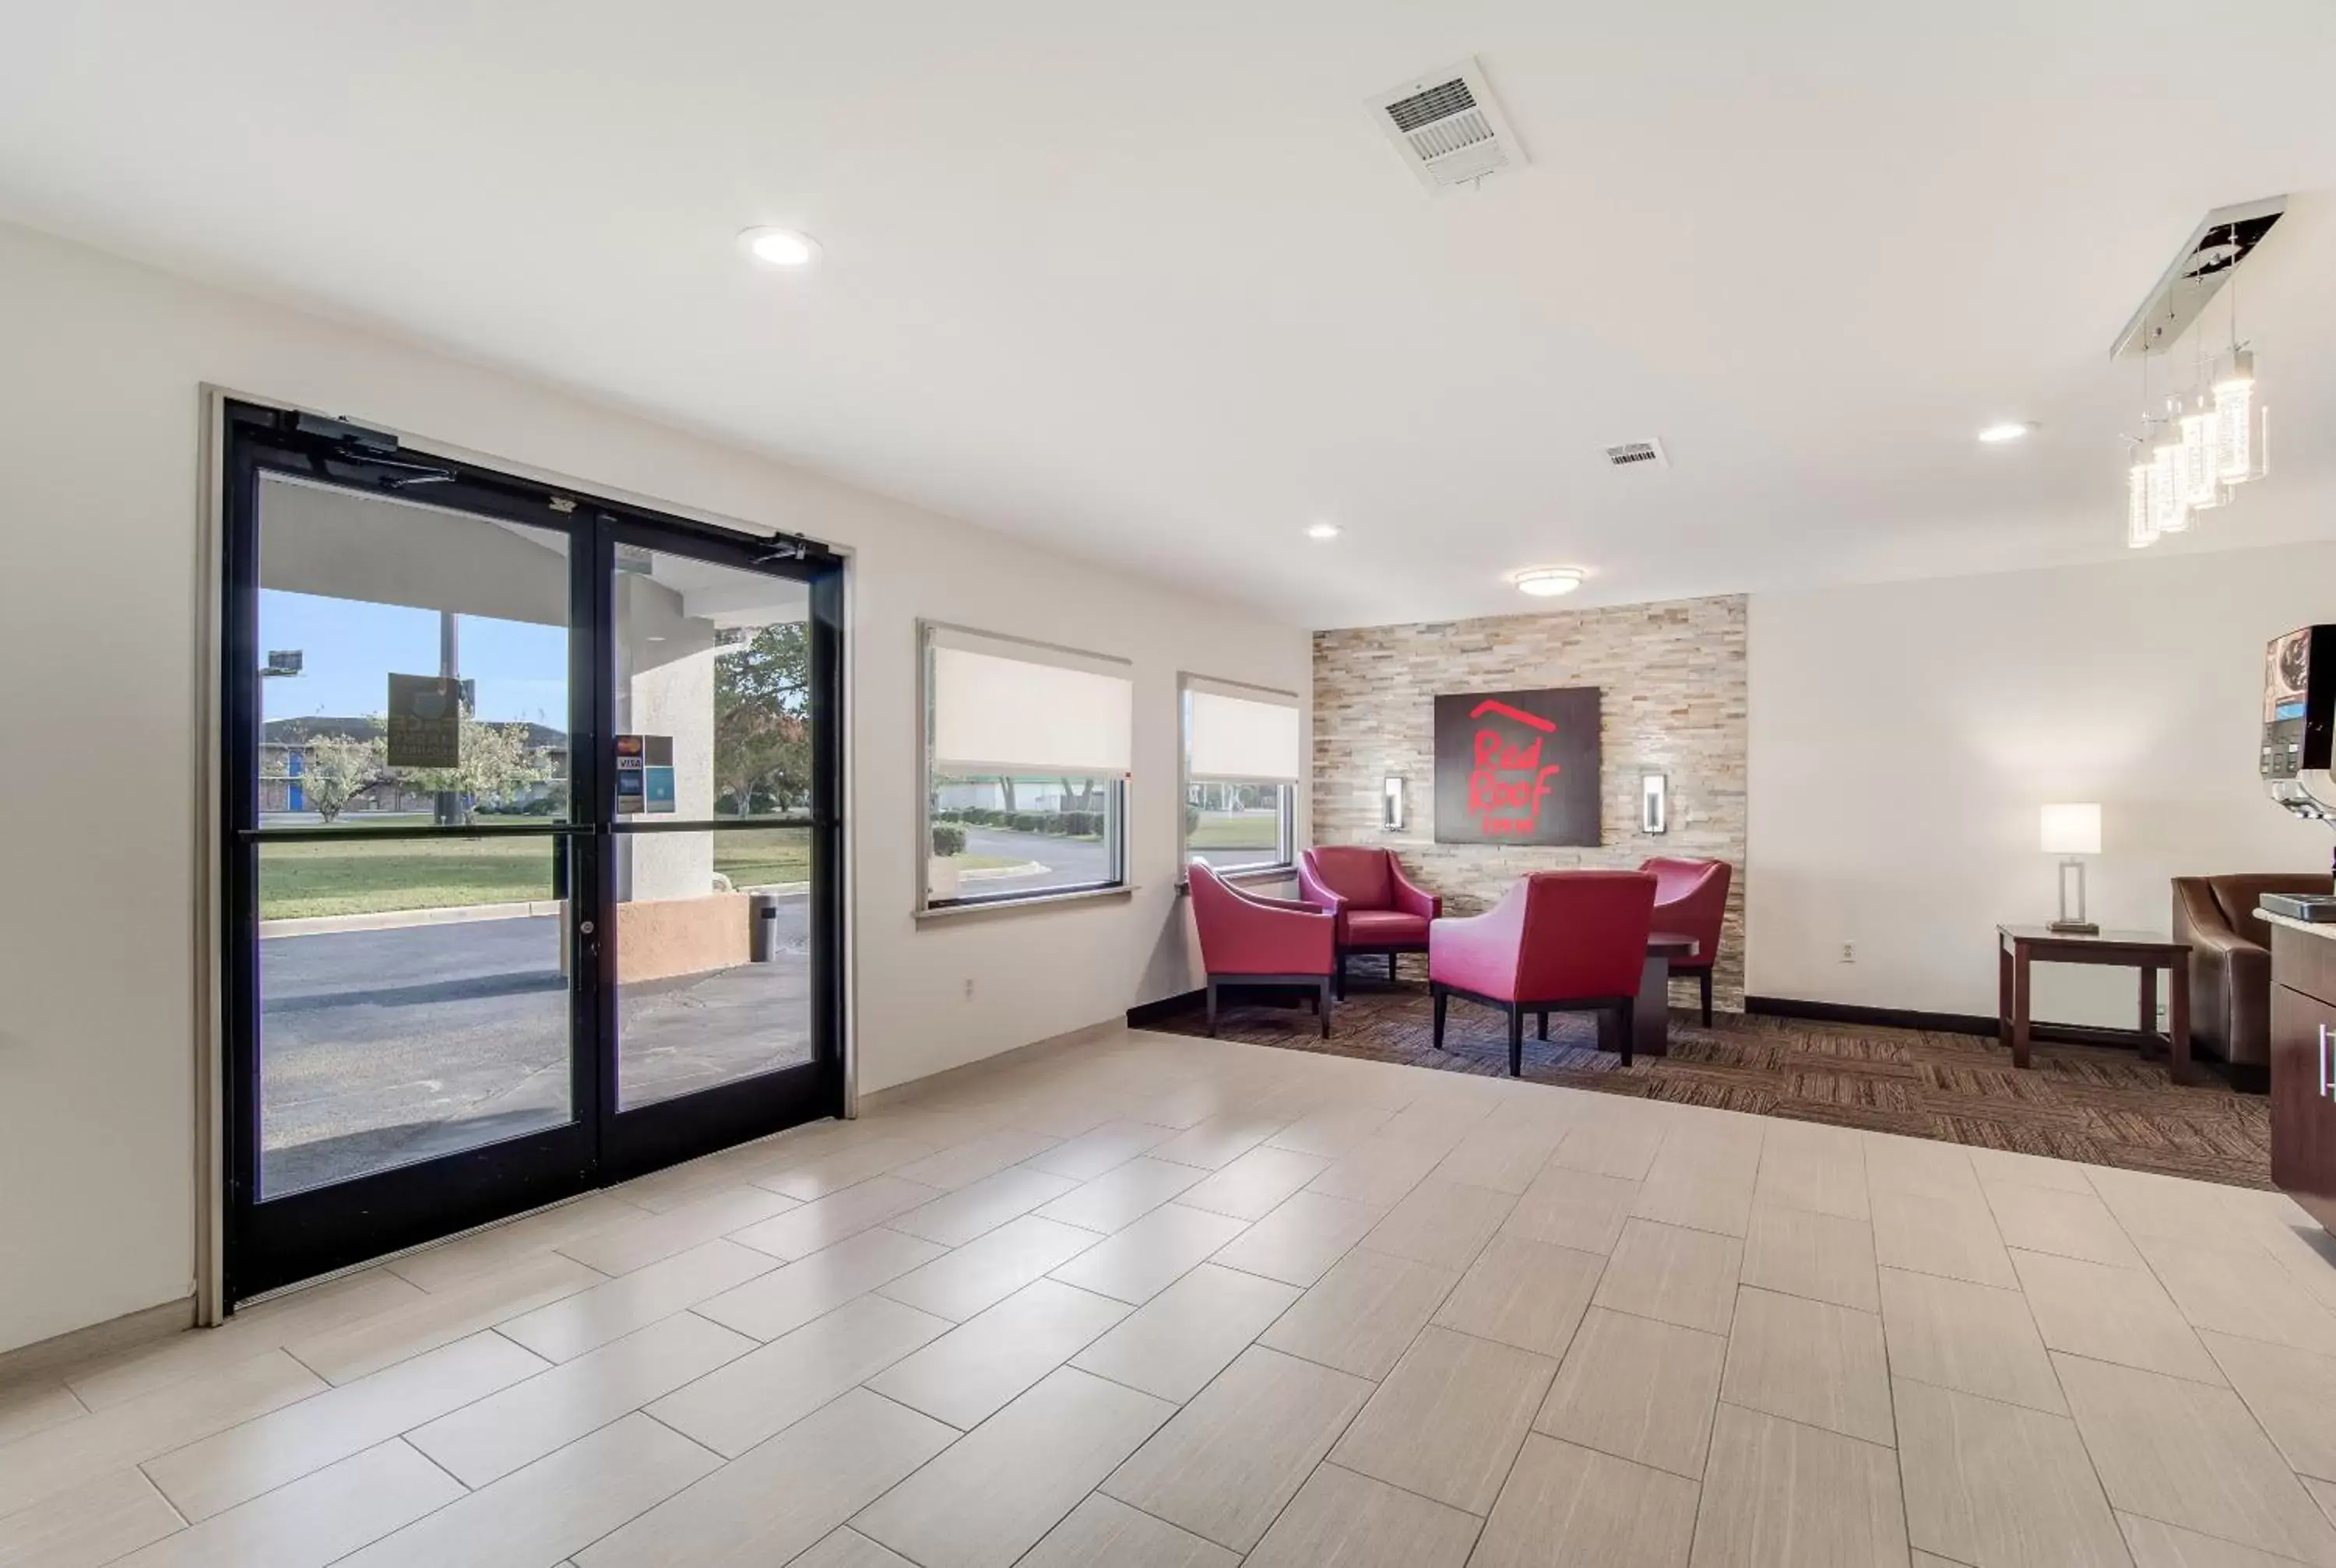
[{"left": 1466, "top": 699, "right": 1562, "bottom": 837}]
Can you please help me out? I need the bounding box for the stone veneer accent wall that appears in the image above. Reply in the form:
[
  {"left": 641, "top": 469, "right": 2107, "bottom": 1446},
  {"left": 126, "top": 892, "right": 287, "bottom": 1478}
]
[{"left": 1312, "top": 594, "right": 1748, "bottom": 1011}]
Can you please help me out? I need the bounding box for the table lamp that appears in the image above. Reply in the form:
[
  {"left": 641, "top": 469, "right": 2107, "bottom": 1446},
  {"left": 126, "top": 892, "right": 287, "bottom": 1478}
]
[{"left": 2040, "top": 803, "right": 2101, "bottom": 934}]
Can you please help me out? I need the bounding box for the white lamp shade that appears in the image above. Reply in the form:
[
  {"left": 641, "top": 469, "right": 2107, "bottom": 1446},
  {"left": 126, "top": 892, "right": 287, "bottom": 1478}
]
[
  {"left": 930, "top": 629, "right": 1132, "bottom": 777},
  {"left": 1186, "top": 682, "right": 1300, "bottom": 783},
  {"left": 2039, "top": 803, "right": 2102, "bottom": 856}
]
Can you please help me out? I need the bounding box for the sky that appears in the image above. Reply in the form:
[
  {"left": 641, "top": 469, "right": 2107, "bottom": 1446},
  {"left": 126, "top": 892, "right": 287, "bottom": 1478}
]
[{"left": 260, "top": 589, "right": 568, "bottom": 728}]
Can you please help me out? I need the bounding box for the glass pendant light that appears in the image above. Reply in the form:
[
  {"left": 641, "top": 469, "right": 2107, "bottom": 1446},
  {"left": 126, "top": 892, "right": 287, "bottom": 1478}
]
[
  {"left": 2179, "top": 400, "right": 2222, "bottom": 511},
  {"left": 2214, "top": 349, "right": 2267, "bottom": 484},
  {"left": 2127, "top": 457, "right": 2157, "bottom": 549},
  {"left": 2149, "top": 431, "right": 2189, "bottom": 535}
]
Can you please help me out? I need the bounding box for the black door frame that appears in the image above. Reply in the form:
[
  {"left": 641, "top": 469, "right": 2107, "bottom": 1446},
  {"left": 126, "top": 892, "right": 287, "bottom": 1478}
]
[{"left": 218, "top": 399, "right": 846, "bottom": 1305}]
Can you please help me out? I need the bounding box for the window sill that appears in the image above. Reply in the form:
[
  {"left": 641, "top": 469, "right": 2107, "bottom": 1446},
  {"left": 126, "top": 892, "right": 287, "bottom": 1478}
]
[
  {"left": 914, "top": 884, "right": 1136, "bottom": 922},
  {"left": 1174, "top": 863, "right": 1298, "bottom": 894}
]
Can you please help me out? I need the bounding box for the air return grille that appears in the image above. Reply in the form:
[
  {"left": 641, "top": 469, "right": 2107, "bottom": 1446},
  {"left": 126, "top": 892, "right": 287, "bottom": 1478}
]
[{"left": 1370, "top": 58, "right": 1525, "bottom": 192}]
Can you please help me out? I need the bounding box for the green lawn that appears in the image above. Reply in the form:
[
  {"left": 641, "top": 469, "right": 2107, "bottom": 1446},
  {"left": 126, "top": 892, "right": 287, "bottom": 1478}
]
[
  {"left": 259, "top": 818, "right": 815, "bottom": 919},
  {"left": 1187, "top": 810, "right": 1279, "bottom": 850}
]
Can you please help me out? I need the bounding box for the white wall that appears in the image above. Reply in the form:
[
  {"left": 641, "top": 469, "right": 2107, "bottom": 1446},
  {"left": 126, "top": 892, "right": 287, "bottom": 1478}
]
[
  {"left": 0, "top": 220, "right": 1306, "bottom": 1354},
  {"left": 1749, "top": 543, "right": 2336, "bottom": 1024}
]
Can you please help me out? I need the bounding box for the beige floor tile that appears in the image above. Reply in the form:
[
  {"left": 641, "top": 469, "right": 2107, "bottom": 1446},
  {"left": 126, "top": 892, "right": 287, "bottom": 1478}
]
[
  {"left": 146, "top": 1331, "right": 546, "bottom": 1520},
  {"left": 886, "top": 1165, "right": 1076, "bottom": 1246},
  {"left": 0, "top": 1349, "right": 325, "bottom": 1520},
  {"left": 867, "top": 1278, "right": 1129, "bottom": 1429},
  {"left": 2119, "top": 1510, "right": 2320, "bottom": 1567},
  {"left": 2137, "top": 1235, "right": 2336, "bottom": 1358},
  {"left": 2313, "top": 1475, "right": 2336, "bottom": 1533},
  {"left": 889, "top": 1128, "right": 1062, "bottom": 1190},
  {"left": 1180, "top": 1145, "right": 1335, "bottom": 1220},
  {"left": 877, "top": 1215, "right": 1103, "bottom": 1321},
  {"left": 1871, "top": 1185, "right": 2019, "bottom": 1290},
  {"left": 558, "top": 1185, "right": 799, "bottom": 1276},
  {"left": 335, "top": 1414, "right": 719, "bottom": 1568},
  {"left": 575, "top": 1388, "right": 955, "bottom": 1568},
  {"left": 1331, "top": 1325, "right": 1557, "bottom": 1514},
  {"left": 284, "top": 1252, "right": 601, "bottom": 1383},
  {"left": 1504, "top": 1167, "right": 1643, "bottom": 1253},
  {"left": 1377, "top": 1095, "right": 1500, "bottom": 1153},
  {"left": 1689, "top": 1403, "right": 1907, "bottom": 1568},
  {"left": 1592, "top": 1219, "right": 1742, "bottom": 1334},
  {"left": 1263, "top": 1100, "right": 1398, "bottom": 1158},
  {"left": 2088, "top": 1168, "right": 2245, "bottom": 1247},
  {"left": 409, "top": 1312, "right": 753, "bottom": 1486},
  {"left": 1243, "top": 1462, "right": 1481, "bottom": 1568},
  {"left": 1305, "top": 1133, "right": 1448, "bottom": 1206},
  {"left": 1983, "top": 1184, "right": 2144, "bottom": 1269},
  {"left": 853, "top": 1367, "right": 1173, "bottom": 1568},
  {"left": 494, "top": 1239, "right": 774, "bottom": 1362},
  {"left": 2055, "top": 1352, "right": 2336, "bottom": 1566},
  {"left": 1035, "top": 1157, "right": 1207, "bottom": 1234},
  {"left": 1894, "top": 1377, "right": 2127, "bottom": 1567},
  {"left": 2011, "top": 1248, "right": 2223, "bottom": 1383},
  {"left": 1969, "top": 1146, "right": 2100, "bottom": 1195},
  {"left": 1536, "top": 1306, "right": 1726, "bottom": 1478},
  {"left": 1070, "top": 1262, "right": 1298, "bottom": 1401},
  {"left": 1358, "top": 1176, "right": 1515, "bottom": 1271},
  {"left": 1048, "top": 1203, "right": 1247, "bottom": 1304},
  {"left": 115, "top": 1440, "right": 463, "bottom": 1568},
  {"left": 1022, "top": 1120, "right": 1179, "bottom": 1180},
  {"left": 1430, "top": 1232, "right": 1602, "bottom": 1358},
  {"left": 788, "top": 1528, "right": 921, "bottom": 1568},
  {"left": 1634, "top": 1167, "right": 1757, "bottom": 1239},
  {"left": 1740, "top": 1204, "right": 1880, "bottom": 1312},
  {"left": 1866, "top": 1134, "right": 1982, "bottom": 1201},
  {"left": 756, "top": 1136, "right": 941, "bottom": 1201},
  {"left": 385, "top": 1196, "right": 645, "bottom": 1295},
  {"left": 1149, "top": 1112, "right": 1288, "bottom": 1171},
  {"left": 1432, "top": 1128, "right": 1562, "bottom": 1194},
  {"left": 1018, "top": 1494, "right": 1238, "bottom": 1568},
  {"left": 691, "top": 1225, "right": 945, "bottom": 1341},
  {"left": 1208, "top": 1190, "right": 1381, "bottom": 1287},
  {"left": 646, "top": 1293, "right": 949, "bottom": 1457},
  {"left": 0, "top": 1380, "right": 85, "bottom": 1447},
  {"left": 1721, "top": 1287, "right": 1893, "bottom": 1446},
  {"left": 731, "top": 1176, "right": 946, "bottom": 1261},
  {"left": 0, "top": 1468, "right": 184, "bottom": 1568},
  {"left": 1877, "top": 1267, "right": 2064, "bottom": 1415},
  {"left": 2199, "top": 1329, "right": 2336, "bottom": 1482},
  {"left": 1550, "top": 1117, "right": 1668, "bottom": 1181},
  {"left": 1753, "top": 1122, "right": 1870, "bottom": 1220},
  {"left": 1258, "top": 1246, "right": 1460, "bottom": 1379},
  {"left": 1105, "top": 1343, "right": 1372, "bottom": 1551},
  {"left": 1472, "top": 1433, "right": 1699, "bottom": 1568}
]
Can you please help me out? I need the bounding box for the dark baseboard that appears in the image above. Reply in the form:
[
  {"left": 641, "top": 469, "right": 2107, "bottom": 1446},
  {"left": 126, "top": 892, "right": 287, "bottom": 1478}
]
[
  {"left": 1747, "top": 994, "right": 2225, "bottom": 1056},
  {"left": 1128, "top": 990, "right": 1204, "bottom": 1028}
]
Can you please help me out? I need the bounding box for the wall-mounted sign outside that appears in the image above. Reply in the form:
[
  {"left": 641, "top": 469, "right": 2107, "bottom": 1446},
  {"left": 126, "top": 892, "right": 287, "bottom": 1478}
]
[
  {"left": 385, "top": 673, "right": 467, "bottom": 768},
  {"left": 614, "top": 733, "right": 675, "bottom": 814},
  {"left": 1432, "top": 687, "right": 1601, "bottom": 846}
]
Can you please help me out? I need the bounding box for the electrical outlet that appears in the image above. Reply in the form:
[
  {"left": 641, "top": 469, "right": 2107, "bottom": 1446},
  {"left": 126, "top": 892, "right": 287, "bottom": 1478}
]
[
  {"left": 1839, "top": 941, "right": 1856, "bottom": 964},
  {"left": 962, "top": 977, "right": 976, "bottom": 1000}
]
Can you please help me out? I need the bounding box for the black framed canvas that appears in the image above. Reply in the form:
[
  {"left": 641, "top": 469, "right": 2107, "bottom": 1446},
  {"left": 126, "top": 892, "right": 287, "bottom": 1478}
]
[{"left": 1432, "top": 687, "right": 1601, "bottom": 846}]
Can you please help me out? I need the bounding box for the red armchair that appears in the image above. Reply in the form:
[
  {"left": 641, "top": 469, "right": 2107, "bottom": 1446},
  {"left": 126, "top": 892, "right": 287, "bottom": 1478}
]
[
  {"left": 1642, "top": 857, "right": 1732, "bottom": 1025},
  {"left": 1188, "top": 861, "right": 1338, "bottom": 1038},
  {"left": 1430, "top": 870, "right": 1656, "bottom": 1074},
  {"left": 1298, "top": 846, "right": 1441, "bottom": 997}
]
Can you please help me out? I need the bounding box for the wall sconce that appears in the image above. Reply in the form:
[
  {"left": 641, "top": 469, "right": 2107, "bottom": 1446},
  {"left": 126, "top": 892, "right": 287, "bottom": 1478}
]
[
  {"left": 1641, "top": 772, "right": 1668, "bottom": 835},
  {"left": 1383, "top": 775, "right": 1405, "bottom": 831}
]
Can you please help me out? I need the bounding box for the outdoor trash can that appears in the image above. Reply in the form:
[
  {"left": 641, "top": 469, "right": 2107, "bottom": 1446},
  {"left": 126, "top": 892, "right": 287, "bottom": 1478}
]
[{"left": 750, "top": 893, "right": 781, "bottom": 962}]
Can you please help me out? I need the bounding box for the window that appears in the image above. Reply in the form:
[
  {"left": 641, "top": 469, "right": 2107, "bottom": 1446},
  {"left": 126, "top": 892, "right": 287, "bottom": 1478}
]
[
  {"left": 921, "top": 623, "right": 1132, "bottom": 912},
  {"left": 1181, "top": 675, "right": 1300, "bottom": 879}
]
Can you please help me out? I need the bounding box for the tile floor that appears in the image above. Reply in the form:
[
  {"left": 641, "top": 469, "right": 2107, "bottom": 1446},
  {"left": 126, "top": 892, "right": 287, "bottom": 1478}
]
[{"left": 8, "top": 1025, "right": 2336, "bottom": 1566}]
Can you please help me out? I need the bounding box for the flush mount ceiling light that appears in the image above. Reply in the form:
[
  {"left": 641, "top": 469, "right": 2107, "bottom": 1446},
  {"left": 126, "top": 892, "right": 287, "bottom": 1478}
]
[
  {"left": 1511, "top": 566, "right": 1585, "bottom": 598},
  {"left": 1306, "top": 522, "right": 1341, "bottom": 540},
  {"left": 1976, "top": 421, "right": 2035, "bottom": 444},
  {"left": 738, "top": 227, "right": 820, "bottom": 268}
]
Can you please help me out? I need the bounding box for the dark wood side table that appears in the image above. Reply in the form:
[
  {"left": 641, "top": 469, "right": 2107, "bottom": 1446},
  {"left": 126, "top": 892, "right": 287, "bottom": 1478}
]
[{"left": 1996, "top": 924, "right": 2194, "bottom": 1085}]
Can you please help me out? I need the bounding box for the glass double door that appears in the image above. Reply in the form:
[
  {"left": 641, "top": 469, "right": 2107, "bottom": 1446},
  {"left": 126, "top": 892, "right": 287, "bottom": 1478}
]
[{"left": 220, "top": 405, "right": 843, "bottom": 1303}]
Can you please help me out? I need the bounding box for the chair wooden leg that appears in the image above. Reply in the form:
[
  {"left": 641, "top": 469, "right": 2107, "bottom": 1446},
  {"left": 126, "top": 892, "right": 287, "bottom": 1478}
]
[
  {"left": 1205, "top": 979, "right": 1219, "bottom": 1039},
  {"left": 1699, "top": 969, "right": 1713, "bottom": 1027},
  {"left": 1389, "top": 952, "right": 1399, "bottom": 984},
  {"left": 1431, "top": 985, "right": 1448, "bottom": 1049},
  {"left": 1318, "top": 979, "right": 1333, "bottom": 1038},
  {"left": 1619, "top": 997, "right": 1635, "bottom": 1067},
  {"left": 1334, "top": 955, "right": 1346, "bottom": 1002},
  {"left": 1507, "top": 1004, "right": 1524, "bottom": 1077},
  {"left": 1536, "top": 1009, "right": 1547, "bottom": 1042}
]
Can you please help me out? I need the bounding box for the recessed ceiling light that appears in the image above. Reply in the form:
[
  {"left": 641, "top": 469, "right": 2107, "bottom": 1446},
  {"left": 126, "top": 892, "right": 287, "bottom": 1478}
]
[
  {"left": 1306, "top": 522, "right": 1341, "bottom": 540},
  {"left": 739, "top": 227, "right": 820, "bottom": 269},
  {"left": 1977, "top": 421, "right": 2035, "bottom": 444},
  {"left": 1511, "top": 566, "right": 1585, "bottom": 597}
]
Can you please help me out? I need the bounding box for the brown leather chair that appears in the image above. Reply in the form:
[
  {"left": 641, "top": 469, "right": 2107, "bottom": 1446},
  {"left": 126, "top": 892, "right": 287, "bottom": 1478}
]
[{"left": 2172, "top": 874, "right": 2329, "bottom": 1075}]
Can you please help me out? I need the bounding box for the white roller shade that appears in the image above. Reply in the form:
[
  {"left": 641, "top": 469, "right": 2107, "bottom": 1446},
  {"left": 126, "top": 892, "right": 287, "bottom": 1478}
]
[
  {"left": 929, "top": 626, "right": 1132, "bottom": 777},
  {"left": 1186, "top": 679, "right": 1301, "bottom": 784}
]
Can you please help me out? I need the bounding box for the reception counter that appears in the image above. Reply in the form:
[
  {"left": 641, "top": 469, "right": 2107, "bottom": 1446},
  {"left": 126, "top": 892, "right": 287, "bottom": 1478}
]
[{"left": 2264, "top": 911, "right": 2336, "bottom": 1233}]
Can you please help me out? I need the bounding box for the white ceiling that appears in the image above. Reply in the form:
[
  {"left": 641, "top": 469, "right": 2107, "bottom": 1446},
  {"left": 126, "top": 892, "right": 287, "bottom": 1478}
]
[{"left": 6, "top": 1, "right": 2336, "bottom": 628}]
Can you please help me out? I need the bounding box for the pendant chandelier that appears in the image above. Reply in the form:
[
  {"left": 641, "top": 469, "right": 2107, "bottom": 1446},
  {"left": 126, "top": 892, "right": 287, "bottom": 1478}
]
[{"left": 2123, "top": 227, "right": 2271, "bottom": 550}]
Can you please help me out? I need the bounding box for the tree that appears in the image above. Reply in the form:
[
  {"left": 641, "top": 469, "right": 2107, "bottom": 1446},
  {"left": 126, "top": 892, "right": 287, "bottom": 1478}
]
[
  {"left": 713, "top": 623, "right": 812, "bottom": 814},
  {"left": 393, "top": 716, "right": 556, "bottom": 824},
  {"left": 298, "top": 732, "right": 385, "bottom": 824}
]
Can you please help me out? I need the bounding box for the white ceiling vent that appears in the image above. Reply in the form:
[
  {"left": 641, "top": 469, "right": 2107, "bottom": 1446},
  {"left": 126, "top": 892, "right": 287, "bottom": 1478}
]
[
  {"left": 1369, "top": 58, "right": 1525, "bottom": 192},
  {"left": 1602, "top": 438, "right": 1669, "bottom": 469}
]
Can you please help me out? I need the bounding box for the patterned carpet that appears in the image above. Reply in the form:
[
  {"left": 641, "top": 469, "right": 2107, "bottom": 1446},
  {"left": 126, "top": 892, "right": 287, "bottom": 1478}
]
[{"left": 1147, "top": 979, "right": 2273, "bottom": 1189}]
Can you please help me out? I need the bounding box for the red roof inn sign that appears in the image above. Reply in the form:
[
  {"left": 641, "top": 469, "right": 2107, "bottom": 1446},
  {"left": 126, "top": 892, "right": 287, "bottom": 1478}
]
[{"left": 1432, "top": 688, "right": 1602, "bottom": 846}]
